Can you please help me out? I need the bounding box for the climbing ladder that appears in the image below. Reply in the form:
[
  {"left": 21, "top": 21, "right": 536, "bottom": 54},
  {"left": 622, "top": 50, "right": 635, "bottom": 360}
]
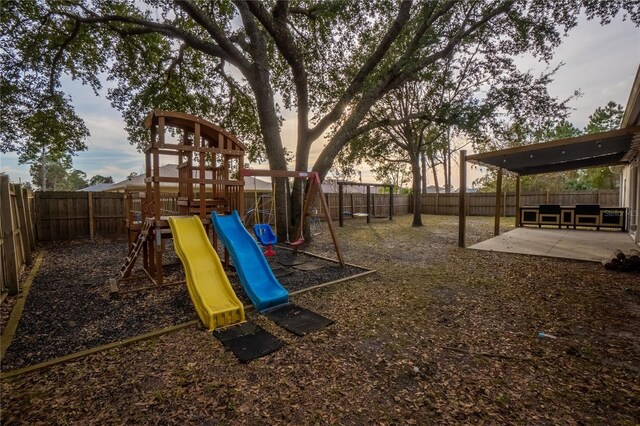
[{"left": 119, "top": 219, "right": 151, "bottom": 279}]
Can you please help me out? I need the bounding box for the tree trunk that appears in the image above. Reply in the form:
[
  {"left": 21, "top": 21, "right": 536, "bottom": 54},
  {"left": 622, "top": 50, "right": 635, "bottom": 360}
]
[
  {"left": 442, "top": 148, "right": 448, "bottom": 193},
  {"left": 246, "top": 69, "right": 291, "bottom": 240},
  {"left": 421, "top": 152, "right": 427, "bottom": 194},
  {"left": 446, "top": 127, "right": 452, "bottom": 193},
  {"left": 411, "top": 156, "right": 423, "bottom": 227},
  {"left": 429, "top": 153, "right": 440, "bottom": 194}
]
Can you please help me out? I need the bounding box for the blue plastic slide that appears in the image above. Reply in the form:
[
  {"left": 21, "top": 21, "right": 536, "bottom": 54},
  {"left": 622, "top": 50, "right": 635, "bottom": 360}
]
[{"left": 211, "top": 211, "right": 289, "bottom": 312}]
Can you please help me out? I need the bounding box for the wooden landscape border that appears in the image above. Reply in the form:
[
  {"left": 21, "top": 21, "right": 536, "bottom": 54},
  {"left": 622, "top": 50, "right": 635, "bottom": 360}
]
[
  {"left": 0, "top": 247, "right": 373, "bottom": 380},
  {"left": 277, "top": 245, "right": 377, "bottom": 295},
  {"left": 0, "top": 321, "right": 199, "bottom": 381},
  {"left": 0, "top": 253, "right": 43, "bottom": 360}
]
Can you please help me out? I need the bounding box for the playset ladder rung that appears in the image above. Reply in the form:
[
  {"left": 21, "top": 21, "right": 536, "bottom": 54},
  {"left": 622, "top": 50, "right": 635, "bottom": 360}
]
[{"left": 119, "top": 220, "right": 151, "bottom": 279}]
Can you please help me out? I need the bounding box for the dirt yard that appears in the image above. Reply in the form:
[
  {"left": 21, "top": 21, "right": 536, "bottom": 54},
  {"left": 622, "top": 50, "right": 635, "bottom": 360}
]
[{"left": 1, "top": 214, "right": 639, "bottom": 424}]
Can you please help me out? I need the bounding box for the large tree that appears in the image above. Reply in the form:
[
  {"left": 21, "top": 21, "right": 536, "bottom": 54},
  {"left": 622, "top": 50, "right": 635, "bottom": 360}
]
[
  {"left": 576, "top": 101, "right": 625, "bottom": 189},
  {"left": 88, "top": 175, "right": 114, "bottom": 186},
  {"left": 30, "top": 154, "right": 89, "bottom": 191},
  {"left": 2, "top": 1, "right": 637, "bottom": 234},
  {"left": 336, "top": 56, "right": 571, "bottom": 226}
]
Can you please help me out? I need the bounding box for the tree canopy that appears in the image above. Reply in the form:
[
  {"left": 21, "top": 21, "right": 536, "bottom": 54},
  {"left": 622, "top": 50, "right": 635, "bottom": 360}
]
[
  {"left": 29, "top": 154, "right": 89, "bottom": 191},
  {"left": 88, "top": 175, "right": 114, "bottom": 186},
  {"left": 3, "top": 1, "right": 637, "bottom": 178},
  {"left": 334, "top": 49, "right": 573, "bottom": 225}
]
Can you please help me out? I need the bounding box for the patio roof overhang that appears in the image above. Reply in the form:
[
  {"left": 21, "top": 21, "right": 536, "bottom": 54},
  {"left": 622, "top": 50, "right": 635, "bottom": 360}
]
[{"left": 466, "top": 125, "right": 640, "bottom": 176}]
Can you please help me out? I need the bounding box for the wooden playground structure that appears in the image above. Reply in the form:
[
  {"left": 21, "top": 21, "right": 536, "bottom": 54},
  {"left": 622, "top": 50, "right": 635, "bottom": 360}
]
[
  {"left": 115, "top": 110, "right": 345, "bottom": 293},
  {"left": 117, "top": 111, "right": 245, "bottom": 289}
]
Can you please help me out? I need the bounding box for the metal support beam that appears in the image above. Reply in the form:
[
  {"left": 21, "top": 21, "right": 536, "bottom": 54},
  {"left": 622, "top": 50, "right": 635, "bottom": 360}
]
[{"left": 515, "top": 174, "right": 521, "bottom": 227}]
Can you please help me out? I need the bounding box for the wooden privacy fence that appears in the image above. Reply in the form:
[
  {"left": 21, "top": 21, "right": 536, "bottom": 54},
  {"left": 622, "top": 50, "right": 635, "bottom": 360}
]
[
  {"left": 315, "top": 193, "right": 410, "bottom": 220},
  {"left": 1, "top": 176, "right": 36, "bottom": 296},
  {"left": 242, "top": 192, "right": 410, "bottom": 221},
  {"left": 22, "top": 189, "right": 620, "bottom": 245},
  {"left": 35, "top": 192, "right": 125, "bottom": 241},
  {"left": 420, "top": 189, "right": 620, "bottom": 216}
]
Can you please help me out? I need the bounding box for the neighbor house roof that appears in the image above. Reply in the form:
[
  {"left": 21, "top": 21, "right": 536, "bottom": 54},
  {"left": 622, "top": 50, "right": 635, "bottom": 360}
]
[
  {"left": 78, "top": 183, "right": 115, "bottom": 192},
  {"left": 98, "top": 164, "right": 271, "bottom": 192}
]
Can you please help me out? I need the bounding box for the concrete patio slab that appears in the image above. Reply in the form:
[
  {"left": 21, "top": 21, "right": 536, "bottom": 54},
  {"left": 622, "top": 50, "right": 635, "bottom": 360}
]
[{"left": 469, "top": 227, "right": 639, "bottom": 262}]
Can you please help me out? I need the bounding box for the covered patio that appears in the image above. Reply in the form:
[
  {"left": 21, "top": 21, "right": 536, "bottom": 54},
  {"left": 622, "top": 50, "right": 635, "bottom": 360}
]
[
  {"left": 457, "top": 125, "right": 640, "bottom": 260},
  {"left": 469, "top": 227, "right": 637, "bottom": 262}
]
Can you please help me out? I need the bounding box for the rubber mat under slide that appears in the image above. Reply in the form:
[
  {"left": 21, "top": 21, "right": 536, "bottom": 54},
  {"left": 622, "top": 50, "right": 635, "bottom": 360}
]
[
  {"left": 213, "top": 322, "right": 284, "bottom": 363},
  {"left": 265, "top": 304, "right": 334, "bottom": 336}
]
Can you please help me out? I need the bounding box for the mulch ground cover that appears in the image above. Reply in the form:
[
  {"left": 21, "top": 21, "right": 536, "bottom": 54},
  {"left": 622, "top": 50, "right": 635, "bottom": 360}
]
[
  {"left": 1, "top": 238, "right": 365, "bottom": 371},
  {"left": 1, "top": 214, "right": 639, "bottom": 424}
]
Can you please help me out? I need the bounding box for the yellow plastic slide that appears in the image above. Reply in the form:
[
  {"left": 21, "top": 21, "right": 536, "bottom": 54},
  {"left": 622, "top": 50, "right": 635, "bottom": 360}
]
[{"left": 168, "top": 216, "right": 245, "bottom": 331}]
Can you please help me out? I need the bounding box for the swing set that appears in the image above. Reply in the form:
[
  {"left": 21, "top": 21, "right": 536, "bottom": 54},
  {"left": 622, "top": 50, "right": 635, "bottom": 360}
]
[
  {"left": 251, "top": 179, "right": 277, "bottom": 256},
  {"left": 242, "top": 169, "right": 345, "bottom": 266}
]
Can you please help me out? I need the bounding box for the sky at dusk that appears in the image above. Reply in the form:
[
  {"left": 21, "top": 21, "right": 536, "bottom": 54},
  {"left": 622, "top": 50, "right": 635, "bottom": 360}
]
[{"left": 1, "top": 13, "right": 639, "bottom": 189}]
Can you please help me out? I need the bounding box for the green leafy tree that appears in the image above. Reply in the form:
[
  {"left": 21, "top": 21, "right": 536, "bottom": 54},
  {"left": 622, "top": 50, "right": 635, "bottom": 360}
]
[
  {"left": 584, "top": 101, "right": 624, "bottom": 134},
  {"left": 88, "top": 175, "right": 114, "bottom": 186},
  {"left": 3, "top": 1, "right": 636, "bottom": 235},
  {"left": 577, "top": 101, "right": 624, "bottom": 189},
  {"left": 30, "top": 155, "right": 88, "bottom": 191},
  {"left": 66, "top": 169, "right": 89, "bottom": 191}
]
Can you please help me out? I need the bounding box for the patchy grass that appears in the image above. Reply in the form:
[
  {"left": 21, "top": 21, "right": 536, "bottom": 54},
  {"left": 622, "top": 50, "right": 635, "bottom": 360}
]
[{"left": 1, "top": 214, "right": 639, "bottom": 424}]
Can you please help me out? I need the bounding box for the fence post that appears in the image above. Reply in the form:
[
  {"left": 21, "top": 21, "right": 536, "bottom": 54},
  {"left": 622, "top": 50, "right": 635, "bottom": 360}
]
[
  {"left": 366, "top": 186, "right": 371, "bottom": 223},
  {"left": 88, "top": 192, "right": 95, "bottom": 240},
  {"left": 515, "top": 175, "right": 521, "bottom": 227},
  {"left": 325, "top": 192, "right": 331, "bottom": 220},
  {"left": 504, "top": 190, "right": 507, "bottom": 218},
  {"left": 0, "top": 175, "right": 19, "bottom": 295},
  {"left": 23, "top": 188, "right": 36, "bottom": 250},
  {"left": 15, "top": 184, "right": 31, "bottom": 265},
  {"left": 350, "top": 193, "right": 355, "bottom": 216},
  {"left": 338, "top": 183, "right": 344, "bottom": 227}
]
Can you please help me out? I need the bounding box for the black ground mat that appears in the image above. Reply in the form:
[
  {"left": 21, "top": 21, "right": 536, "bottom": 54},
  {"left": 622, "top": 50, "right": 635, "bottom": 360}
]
[
  {"left": 264, "top": 304, "right": 334, "bottom": 336},
  {"left": 213, "top": 322, "right": 284, "bottom": 363},
  {"left": 278, "top": 258, "right": 306, "bottom": 266},
  {"left": 272, "top": 268, "right": 294, "bottom": 278},
  {"left": 293, "top": 262, "right": 324, "bottom": 271}
]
